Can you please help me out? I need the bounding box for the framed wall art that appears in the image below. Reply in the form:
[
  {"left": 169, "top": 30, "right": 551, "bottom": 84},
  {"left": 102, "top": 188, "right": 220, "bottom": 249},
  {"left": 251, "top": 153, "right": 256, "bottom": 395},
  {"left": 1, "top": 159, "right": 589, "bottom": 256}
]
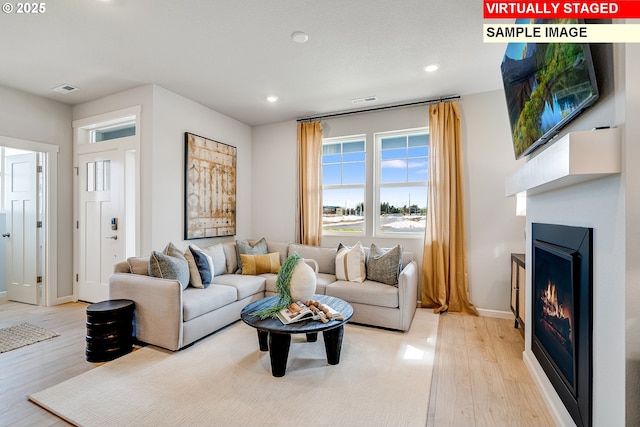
[{"left": 184, "top": 132, "right": 237, "bottom": 239}]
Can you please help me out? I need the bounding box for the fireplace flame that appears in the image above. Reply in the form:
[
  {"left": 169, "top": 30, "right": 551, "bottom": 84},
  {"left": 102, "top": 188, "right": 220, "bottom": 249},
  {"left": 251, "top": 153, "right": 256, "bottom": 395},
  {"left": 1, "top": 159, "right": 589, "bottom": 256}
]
[{"left": 542, "top": 280, "right": 567, "bottom": 319}]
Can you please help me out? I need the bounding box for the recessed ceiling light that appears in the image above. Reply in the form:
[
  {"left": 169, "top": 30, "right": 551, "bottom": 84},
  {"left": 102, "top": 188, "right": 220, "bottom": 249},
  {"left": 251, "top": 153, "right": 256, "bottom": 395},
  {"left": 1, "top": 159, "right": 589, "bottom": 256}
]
[
  {"left": 291, "top": 31, "right": 309, "bottom": 43},
  {"left": 423, "top": 64, "right": 440, "bottom": 73},
  {"left": 267, "top": 96, "right": 279, "bottom": 103}
]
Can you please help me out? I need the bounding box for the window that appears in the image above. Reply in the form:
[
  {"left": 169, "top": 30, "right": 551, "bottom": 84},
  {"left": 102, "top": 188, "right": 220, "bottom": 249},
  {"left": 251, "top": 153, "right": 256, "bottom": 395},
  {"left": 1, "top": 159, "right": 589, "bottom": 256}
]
[
  {"left": 91, "top": 122, "right": 136, "bottom": 143},
  {"left": 375, "top": 128, "right": 428, "bottom": 235},
  {"left": 86, "top": 160, "right": 110, "bottom": 192},
  {"left": 322, "top": 136, "right": 366, "bottom": 235}
]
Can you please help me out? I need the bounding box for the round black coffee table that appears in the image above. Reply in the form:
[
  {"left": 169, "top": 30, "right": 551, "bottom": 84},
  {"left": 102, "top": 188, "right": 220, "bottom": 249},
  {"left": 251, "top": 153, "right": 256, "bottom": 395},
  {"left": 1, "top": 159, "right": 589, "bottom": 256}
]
[{"left": 241, "top": 294, "right": 353, "bottom": 377}]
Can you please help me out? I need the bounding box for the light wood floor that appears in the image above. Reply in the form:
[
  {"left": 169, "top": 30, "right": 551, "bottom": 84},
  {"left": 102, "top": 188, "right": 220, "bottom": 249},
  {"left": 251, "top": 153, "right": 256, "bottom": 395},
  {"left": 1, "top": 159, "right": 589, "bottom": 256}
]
[
  {"left": 0, "top": 300, "right": 92, "bottom": 427},
  {"left": 0, "top": 300, "right": 555, "bottom": 427},
  {"left": 427, "top": 313, "right": 555, "bottom": 427}
]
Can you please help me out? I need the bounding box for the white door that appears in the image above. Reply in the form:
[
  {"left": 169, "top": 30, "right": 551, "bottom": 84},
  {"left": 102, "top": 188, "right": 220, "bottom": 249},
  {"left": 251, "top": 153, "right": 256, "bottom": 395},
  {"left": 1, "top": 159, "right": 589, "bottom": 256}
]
[
  {"left": 78, "top": 149, "right": 125, "bottom": 303},
  {"left": 5, "top": 153, "right": 40, "bottom": 305}
]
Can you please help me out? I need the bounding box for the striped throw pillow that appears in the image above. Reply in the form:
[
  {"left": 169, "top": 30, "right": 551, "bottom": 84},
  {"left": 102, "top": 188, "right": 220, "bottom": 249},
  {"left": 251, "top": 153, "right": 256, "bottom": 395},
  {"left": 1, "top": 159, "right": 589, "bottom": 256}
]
[{"left": 335, "top": 241, "right": 366, "bottom": 283}]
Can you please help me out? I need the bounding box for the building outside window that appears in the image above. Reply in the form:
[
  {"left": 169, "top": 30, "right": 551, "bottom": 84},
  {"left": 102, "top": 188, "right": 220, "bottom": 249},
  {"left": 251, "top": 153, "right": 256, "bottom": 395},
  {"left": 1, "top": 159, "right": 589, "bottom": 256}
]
[
  {"left": 321, "top": 127, "right": 428, "bottom": 237},
  {"left": 375, "top": 128, "right": 428, "bottom": 236},
  {"left": 321, "top": 136, "right": 366, "bottom": 235}
]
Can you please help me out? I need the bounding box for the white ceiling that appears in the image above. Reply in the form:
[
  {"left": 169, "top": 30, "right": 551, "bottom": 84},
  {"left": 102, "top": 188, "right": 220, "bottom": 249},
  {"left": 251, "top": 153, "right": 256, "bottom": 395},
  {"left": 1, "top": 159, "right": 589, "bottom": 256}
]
[{"left": 0, "top": 0, "right": 507, "bottom": 126}]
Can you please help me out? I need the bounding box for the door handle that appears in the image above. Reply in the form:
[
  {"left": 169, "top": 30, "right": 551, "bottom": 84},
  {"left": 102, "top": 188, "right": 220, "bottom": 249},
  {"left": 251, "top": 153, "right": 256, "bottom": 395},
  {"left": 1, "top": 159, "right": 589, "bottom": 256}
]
[
  {"left": 106, "top": 235, "right": 118, "bottom": 240},
  {"left": 1, "top": 233, "right": 9, "bottom": 238}
]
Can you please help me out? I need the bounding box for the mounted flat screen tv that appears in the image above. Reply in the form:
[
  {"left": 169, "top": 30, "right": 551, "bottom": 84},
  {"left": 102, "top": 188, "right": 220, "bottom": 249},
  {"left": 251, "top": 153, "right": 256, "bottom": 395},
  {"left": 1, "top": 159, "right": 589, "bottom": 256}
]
[{"left": 501, "top": 19, "right": 599, "bottom": 159}]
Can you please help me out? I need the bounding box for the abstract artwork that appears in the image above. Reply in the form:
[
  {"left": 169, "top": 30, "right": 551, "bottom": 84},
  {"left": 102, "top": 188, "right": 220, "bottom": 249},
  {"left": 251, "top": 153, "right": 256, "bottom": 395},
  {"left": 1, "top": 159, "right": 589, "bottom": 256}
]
[{"left": 184, "top": 132, "right": 236, "bottom": 239}]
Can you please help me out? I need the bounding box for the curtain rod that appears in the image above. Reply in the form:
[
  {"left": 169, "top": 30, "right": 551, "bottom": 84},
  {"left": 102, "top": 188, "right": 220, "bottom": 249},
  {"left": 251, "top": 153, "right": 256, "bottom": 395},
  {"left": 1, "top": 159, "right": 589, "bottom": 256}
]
[{"left": 296, "top": 95, "right": 460, "bottom": 122}]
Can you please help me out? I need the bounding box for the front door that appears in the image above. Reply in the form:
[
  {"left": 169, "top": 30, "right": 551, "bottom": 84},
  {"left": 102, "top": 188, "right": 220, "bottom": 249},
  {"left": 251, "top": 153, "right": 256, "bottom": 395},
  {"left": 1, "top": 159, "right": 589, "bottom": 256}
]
[
  {"left": 5, "top": 152, "right": 40, "bottom": 305},
  {"left": 78, "top": 149, "right": 125, "bottom": 303}
]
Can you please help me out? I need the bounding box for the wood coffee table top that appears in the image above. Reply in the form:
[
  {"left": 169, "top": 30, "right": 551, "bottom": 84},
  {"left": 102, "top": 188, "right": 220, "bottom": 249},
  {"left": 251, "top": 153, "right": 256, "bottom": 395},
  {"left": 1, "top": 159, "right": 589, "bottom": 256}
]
[
  {"left": 241, "top": 294, "right": 354, "bottom": 377},
  {"left": 241, "top": 294, "right": 354, "bottom": 333}
]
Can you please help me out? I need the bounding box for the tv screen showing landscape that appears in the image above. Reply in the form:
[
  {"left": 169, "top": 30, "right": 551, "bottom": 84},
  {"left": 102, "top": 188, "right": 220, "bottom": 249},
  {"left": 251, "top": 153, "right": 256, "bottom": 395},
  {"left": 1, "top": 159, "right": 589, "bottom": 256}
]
[{"left": 501, "top": 19, "right": 599, "bottom": 159}]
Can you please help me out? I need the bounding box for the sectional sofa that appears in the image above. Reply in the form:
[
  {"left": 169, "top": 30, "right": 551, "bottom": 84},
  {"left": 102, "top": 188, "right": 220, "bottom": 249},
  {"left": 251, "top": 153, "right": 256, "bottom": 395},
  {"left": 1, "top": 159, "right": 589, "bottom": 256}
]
[{"left": 109, "top": 239, "right": 418, "bottom": 351}]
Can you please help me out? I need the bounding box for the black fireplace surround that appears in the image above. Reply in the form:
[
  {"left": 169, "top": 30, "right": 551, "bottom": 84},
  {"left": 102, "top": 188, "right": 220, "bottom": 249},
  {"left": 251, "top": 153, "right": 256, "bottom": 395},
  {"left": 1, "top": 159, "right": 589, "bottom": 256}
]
[{"left": 532, "top": 223, "right": 593, "bottom": 427}]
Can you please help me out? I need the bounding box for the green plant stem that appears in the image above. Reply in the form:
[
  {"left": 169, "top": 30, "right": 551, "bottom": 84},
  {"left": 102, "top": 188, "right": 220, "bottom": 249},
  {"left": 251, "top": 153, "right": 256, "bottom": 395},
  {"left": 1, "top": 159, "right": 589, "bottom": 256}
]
[{"left": 251, "top": 253, "right": 301, "bottom": 319}]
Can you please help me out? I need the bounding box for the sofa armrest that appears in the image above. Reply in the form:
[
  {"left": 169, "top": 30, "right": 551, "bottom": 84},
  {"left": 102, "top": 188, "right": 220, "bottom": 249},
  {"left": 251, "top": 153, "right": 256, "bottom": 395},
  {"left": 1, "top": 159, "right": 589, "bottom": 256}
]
[
  {"left": 397, "top": 260, "right": 418, "bottom": 331},
  {"left": 109, "top": 273, "right": 183, "bottom": 351}
]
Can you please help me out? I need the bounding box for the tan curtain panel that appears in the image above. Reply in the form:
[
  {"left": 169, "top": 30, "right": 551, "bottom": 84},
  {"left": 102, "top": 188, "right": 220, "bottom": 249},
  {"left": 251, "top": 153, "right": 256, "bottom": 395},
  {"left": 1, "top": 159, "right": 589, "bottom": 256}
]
[
  {"left": 421, "top": 101, "right": 478, "bottom": 315},
  {"left": 296, "top": 121, "right": 323, "bottom": 246}
]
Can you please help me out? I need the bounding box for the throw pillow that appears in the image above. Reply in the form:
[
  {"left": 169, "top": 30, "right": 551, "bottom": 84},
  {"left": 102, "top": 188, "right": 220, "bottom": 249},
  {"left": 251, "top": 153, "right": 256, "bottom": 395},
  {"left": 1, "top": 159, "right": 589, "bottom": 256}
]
[
  {"left": 189, "top": 246, "right": 213, "bottom": 287},
  {"left": 240, "top": 252, "right": 281, "bottom": 275},
  {"left": 366, "top": 243, "right": 402, "bottom": 286},
  {"left": 183, "top": 247, "right": 204, "bottom": 289},
  {"left": 235, "top": 237, "right": 268, "bottom": 273},
  {"left": 163, "top": 242, "right": 185, "bottom": 261},
  {"left": 202, "top": 243, "right": 227, "bottom": 276},
  {"left": 148, "top": 251, "right": 190, "bottom": 290},
  {"left": 335, "top": 241, "right": 366, "bottom": 283},
  {"left": 127, "top": 257, "right": 149, "bottom": 275}
]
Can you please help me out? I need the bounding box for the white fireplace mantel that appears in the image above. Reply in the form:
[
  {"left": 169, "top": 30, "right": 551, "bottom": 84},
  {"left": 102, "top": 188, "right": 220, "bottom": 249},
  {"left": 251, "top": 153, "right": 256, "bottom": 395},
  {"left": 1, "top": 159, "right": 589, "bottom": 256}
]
[{"left": 505, "top": 128, "right": 621, "bottom": 197}]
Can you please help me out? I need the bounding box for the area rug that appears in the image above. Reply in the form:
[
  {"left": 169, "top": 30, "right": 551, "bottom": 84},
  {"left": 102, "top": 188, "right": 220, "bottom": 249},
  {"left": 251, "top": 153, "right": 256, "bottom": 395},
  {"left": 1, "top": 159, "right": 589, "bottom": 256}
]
[
  {"left": 0, "top": 322, "right": 59, "bottom": 353},
  {"left": 30, "top": 309, "right": 438, "bottom": 427}
]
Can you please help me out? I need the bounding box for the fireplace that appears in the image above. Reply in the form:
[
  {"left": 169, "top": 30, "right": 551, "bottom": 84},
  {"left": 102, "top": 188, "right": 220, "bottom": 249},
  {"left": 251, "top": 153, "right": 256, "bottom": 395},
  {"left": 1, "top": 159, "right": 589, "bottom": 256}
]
[{"left": 531, "top": 223, "right": 592, "bottom": 427}]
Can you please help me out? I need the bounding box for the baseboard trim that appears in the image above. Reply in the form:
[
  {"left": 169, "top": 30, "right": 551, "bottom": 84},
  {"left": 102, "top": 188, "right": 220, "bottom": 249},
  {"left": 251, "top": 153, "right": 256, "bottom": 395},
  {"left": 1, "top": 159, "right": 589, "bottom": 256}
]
[
  {"left": 416, "top": 303, "right": 513, "bottom": 320},
  {"left": 477, "top": 308, "right": 513, "bottom": 319},
  {"left": 49, "top": 295, "right": 76, "bottom": 306},
  {"left": 523, "top": 350, "right": 571, "bottom": 427}
]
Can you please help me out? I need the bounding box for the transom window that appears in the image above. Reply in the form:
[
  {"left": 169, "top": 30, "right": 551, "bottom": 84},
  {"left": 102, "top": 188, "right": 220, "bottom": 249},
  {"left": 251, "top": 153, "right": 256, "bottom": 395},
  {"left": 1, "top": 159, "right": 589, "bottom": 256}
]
[
  {"left": 91, "top": 121, "right": 136, "bottom": 143},
  {"left": 322, "top": 136, "right": 366, "bottom": 235},
  {"left": 375, "top": 128, "right": 428, "bottom": 235}
]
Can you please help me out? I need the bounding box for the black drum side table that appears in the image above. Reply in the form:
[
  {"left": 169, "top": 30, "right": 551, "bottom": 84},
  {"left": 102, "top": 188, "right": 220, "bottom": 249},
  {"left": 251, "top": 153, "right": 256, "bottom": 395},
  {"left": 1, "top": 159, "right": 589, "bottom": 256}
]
[{"left": 85, "top": 299, "right": 135, "bottom": 362}]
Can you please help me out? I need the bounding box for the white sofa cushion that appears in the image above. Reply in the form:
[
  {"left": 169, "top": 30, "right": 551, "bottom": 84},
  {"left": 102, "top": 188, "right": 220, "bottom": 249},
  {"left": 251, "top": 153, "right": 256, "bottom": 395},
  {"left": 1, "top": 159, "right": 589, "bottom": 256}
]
[
  {"left": 210, "top": 274, "right": 265, "bottom": 300},
  {"left": 288, "top": 243, "right": 336, "bottom": 275},
  {"left": 182, "top": 285, "right": 237, "bottom": 322},
  {"left": 266, "top": 241, "right": 290, "bottom": 265},
  {"left": 326, "top": 279, "right": 399, "bottom": 308}
]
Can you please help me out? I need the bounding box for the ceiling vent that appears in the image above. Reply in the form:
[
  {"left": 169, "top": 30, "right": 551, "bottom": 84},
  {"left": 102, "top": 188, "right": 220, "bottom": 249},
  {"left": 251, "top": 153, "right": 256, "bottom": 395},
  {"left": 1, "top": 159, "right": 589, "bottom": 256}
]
[
  {"left": 51, "top": 84, "right": 79, "bottom": 94},
  {"left": 351, "top": 96, "right": 377, "bottom": 105}
]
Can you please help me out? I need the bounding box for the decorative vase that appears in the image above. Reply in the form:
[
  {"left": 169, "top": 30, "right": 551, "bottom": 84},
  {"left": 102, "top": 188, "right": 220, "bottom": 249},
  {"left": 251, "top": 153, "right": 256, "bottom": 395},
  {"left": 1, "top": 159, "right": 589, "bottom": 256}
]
[{"left": 289, "top": 258, "right": 317, "bottom": 302}]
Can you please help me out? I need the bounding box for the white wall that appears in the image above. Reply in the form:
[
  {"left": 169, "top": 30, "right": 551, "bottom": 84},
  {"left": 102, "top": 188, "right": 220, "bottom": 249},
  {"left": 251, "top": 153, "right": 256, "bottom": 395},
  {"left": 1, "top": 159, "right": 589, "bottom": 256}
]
[
  {"left": 0, "top": 84, "right": 74, "bottom": 299},
  {"left": 522, "top": 43, "right": 625, "bottom": 427},
  {"left": 624, "top": 42, "right": 640, "bottom": 427},
  {"left": 526, "top": 176, "right": 625, "bottom": 427},
  {"left": 151, "top": 85, "right": 252, "bottom": 249},
  {"left": 73, "top": 84, "right": 252, "bottom": 255},
  {"left": 252, "top": 97, "right": 524, "bottom": 313},
  {"left": 462, "top": 90, "right": 527, "bottom": 313},
  {"left": 251, "top": 120, "right": 297, "bottom": 241}
]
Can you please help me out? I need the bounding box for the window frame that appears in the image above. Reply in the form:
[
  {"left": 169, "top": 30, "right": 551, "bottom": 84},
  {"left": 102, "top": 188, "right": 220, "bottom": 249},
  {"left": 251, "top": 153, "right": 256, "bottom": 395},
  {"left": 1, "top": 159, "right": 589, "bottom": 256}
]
[
  {"left": 321, "top": 134, "right": 367, "bottom": 237},
  {"left": 374, "top": 127, "right": 429, "bottom": 238}
]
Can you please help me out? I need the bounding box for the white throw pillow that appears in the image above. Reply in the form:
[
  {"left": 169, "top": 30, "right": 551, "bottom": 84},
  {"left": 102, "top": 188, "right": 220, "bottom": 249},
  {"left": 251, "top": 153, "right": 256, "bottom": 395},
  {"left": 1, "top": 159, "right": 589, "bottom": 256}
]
[
  {"left": 202, "top": 243, "right": 227, "bottom": 276},
  {"left": 335, "top": 241, "right": 366, "bottom": 283}
]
